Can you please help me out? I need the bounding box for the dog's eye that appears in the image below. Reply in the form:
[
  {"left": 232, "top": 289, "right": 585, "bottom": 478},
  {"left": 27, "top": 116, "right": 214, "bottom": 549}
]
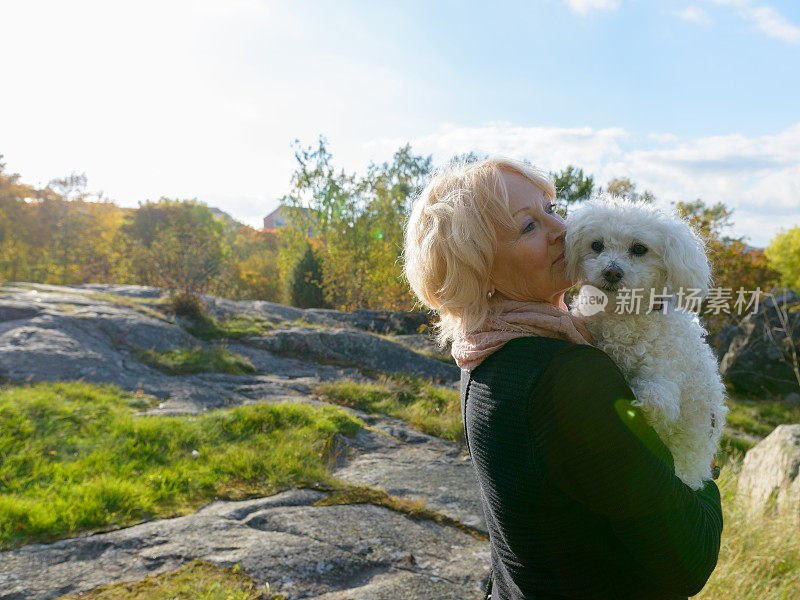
[
  {"left": 630, "top": 243, "right": 648, "bottom": 256},
  {"left": 591, "top": 241, "right": 604, "bottom": 253}
]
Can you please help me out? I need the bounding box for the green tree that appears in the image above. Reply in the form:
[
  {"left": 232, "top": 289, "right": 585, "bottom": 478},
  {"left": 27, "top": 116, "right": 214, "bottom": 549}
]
[
  {"left": 276, "top": 136, "right": 350, "bottom": 296},
  {"left": 117, "top": 198, "right": 230, "bottom": 298},
  {"left": 551, "top": 166, "right": 594, "bottom": 216},
  {"left": 672, "top": 198, "right": 781, "bottom": 335},
  {"left": 355, "top": 144, "right": 432, "bottom": 309},
  {"left": 289, "top": 243, "right": 327, "bottom": 308},
  {"left": 765, "top": 227, "right": 800, "bottom": 290},
  {"left": 672, "top": 199, "right": 735, "bottom": 244},
  {"left": 278, "top": 137, "right": 431, "bottom": 311},
  {"left": 447, "top": 151, "right": 485, "bottom": 166},
  {"left": 604, "top": 177, "right": 655, "bottom": 203}
]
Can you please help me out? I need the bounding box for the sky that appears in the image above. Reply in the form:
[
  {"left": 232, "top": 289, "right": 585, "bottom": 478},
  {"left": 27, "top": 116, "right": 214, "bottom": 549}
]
[{"left": 2, "top": 0, "right": 799, "bottom": 247}]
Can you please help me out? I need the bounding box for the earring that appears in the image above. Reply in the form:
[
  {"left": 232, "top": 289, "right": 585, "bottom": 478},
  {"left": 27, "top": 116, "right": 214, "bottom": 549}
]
[{"left": 487, "top": 289, "right": 495, "bottom": 300}]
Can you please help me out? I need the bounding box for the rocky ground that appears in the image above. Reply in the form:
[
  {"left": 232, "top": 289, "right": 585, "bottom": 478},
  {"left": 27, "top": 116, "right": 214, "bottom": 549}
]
[
  {"left": 5, "top": 283, "right": 797, "bottom": 599},
  {"left": 0, "top": 283, "right": 486, "bottom": 600}
]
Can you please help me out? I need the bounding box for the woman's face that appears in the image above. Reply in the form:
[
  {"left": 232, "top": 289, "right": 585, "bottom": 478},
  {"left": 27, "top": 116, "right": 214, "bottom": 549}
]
[{"left": 489, "top": 170, "right": 574, "bottom": 307}]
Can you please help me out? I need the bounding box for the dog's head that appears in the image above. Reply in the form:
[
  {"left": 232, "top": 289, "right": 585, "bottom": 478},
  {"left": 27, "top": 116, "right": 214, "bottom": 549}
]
[{"left": 564, "top": 195, "right": 711, "bottom": 304}]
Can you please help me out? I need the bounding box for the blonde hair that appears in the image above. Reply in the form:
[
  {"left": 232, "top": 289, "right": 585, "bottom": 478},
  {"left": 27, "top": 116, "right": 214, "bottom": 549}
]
[{"left": 403, "top": 157, "right": 556, "bottom": 346}]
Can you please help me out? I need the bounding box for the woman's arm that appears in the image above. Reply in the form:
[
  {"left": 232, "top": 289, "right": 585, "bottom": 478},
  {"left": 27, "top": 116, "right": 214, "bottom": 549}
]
[{"left": 530, "top": 344, "right": 723, "bottom": 597}]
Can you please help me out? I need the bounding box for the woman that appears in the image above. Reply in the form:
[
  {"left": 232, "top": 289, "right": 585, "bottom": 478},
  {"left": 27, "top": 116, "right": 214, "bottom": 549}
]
[{"left": 403, "top": 158, "right": 722, "bottom": 600}]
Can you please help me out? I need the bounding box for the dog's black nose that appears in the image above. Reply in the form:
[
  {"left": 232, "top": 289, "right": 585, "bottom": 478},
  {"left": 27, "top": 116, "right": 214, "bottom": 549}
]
[{"left": 602, "top": 265, "right": 624, "bottom": 284}]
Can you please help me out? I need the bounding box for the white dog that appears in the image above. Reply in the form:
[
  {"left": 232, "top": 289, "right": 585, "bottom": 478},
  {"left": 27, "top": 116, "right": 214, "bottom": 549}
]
[{"left": 564, "top": 195, "right": 727, "bottom": 490}]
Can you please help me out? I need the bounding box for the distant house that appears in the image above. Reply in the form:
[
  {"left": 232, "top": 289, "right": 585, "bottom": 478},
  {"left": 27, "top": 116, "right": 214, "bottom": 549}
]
[{"left": 263, "top": 206, "right": 315, "bottom": 237}]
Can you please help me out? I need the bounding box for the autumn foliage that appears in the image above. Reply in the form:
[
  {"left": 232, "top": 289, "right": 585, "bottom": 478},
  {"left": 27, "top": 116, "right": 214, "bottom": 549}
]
[{"left": 0, "top": 151, "right": 796, "bottom": 316}]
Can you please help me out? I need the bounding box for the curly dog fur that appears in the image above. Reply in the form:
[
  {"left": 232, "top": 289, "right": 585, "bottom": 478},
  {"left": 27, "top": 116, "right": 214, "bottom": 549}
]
[{"left": 565, "top": 195, "right": 727, "bottom": 490}]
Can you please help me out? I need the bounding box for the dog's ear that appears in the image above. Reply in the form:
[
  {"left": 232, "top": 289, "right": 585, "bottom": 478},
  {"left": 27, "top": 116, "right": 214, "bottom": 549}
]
[
  {"left": 662, "top": 220, "right": 711, "bottom": 299},
  {"left": 564, "top": 221, "right": 587, "bottom": 284}
]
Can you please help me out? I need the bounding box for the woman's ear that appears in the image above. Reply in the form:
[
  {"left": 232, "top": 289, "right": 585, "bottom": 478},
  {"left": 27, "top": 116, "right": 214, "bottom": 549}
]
[{"left": 662, "top": 221, "right": 711, "bottom": 299}]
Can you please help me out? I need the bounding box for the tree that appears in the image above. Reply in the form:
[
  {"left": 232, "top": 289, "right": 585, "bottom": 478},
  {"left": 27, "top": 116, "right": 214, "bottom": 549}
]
[
  {"left": 117, "top": 198, "right": 230, "bottom": 298},
  {"left": 0, "top": 157, "right": 41, "bottom": 281},
  {"left": 765, "top": 227, "right": 800, "bottom": 290},
  {"left": 672, "top": 199, "right": 734, "bottom": 244},
  {"left": 0, "top": 161, "right": 126, "bottom": 285},
  {"left": 224, "top": 227, "right": 282, "bottom": 302},
  {"left": 288, "top": 243, "right": 327, "bottom": 308},
  {"left": 447, "top": 151, "right": 486, "bottom": 166},
  {"left": 278, "top": 137, "right": 432, "bottom": 311},
  {"left": 356, "top": 144, "right": 432, "bottom": 309},
  {"left": 604, "top": 177, "right": 655, "bottom": 203},
  {"left": 551, "top": 166, "right": 594, "bottom": 216},
  {"left": 672, "top": 198, "right": 782, "bottom": 335}
]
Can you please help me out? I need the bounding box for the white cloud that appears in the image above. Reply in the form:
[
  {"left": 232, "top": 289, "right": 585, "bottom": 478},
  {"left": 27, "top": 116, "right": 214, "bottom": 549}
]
[
  {"left": 368, "top": 123, "right": 629, "bottom": 173},
  {"left": 742, "top": 6, "right": 800, "bottom": 43},
  {"left": 707, "top": 0, "right": 749, "bottom": 6},
  {"left": 705, "top": 0, "right": 800, "bottom": 43},
  {"left": 677, "top": 6, "right": 712, "bottom": 24},
  {"left": 369, "top": 122, "right": 800, "bottom": 247},
  {"left": 564, "top": 0, "right": 621, "bottom": 16}
]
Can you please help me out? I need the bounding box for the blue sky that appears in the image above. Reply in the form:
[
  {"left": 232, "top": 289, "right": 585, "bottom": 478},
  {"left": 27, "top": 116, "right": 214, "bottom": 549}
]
[{"left": 2, "top": 0, "right": 799, "bottom": 246}]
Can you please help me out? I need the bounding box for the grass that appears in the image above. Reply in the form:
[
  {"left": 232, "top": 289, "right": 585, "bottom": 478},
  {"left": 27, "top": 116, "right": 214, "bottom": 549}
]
[
  {"left": 719, "top": 431, "right": 756, "bottom": 457},
  {"left": 694, "top": 454, "right": 800, "bottom": 600},
  {"left": 57, "top": 560, "right": 283, "bottom": 600},
  {"left": 725, "top": 394, "right": 800, "bottom": 439},
  {"left": 0, "top": 380, "right": 362, "bottom": 549},
  {"left": 313, "top": 374, "right": 463, "bottom": 445},
  {"left": 186, "top": 313, "right": 277, "bottom": 340},
  {"left": 715, "top": 390, "right": 800, "bottom": 457},
  {"left": 316, "top": 484, "right": 487, "bottom": 541},
  {"left": 312, "top": 374, "right": 799, "bottom": 459},
  {"left": 134, "top": 344, "right": 256, "bottom": 375}
]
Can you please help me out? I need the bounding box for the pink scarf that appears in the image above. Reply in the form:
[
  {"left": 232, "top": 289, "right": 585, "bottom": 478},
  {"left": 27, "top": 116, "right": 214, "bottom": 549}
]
[{"left": 451, "top": 298, "right": 593, "bottom": 372}]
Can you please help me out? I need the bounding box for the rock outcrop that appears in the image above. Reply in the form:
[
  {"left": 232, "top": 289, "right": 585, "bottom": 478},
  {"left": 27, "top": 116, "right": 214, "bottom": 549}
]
[
  {"left": 0, "top": 283, "right": 457, "bottom": 413},
  {"left": 204, "top": 295, "right": 434, "bottom": 335},
  {"left": 0, "top": 489, "right": 487, "bottom": 600},
  {"left": 737, "top": 424, "right": 800, "bottom": 521},
  {"left": 720, "top": 290, "right": 800, "bottom": 397},
  {"left": 0, "top": 283, "right": 483, "bottom": 599},
  {"left": 247, "top": 327, "right": 458, "bottom": 382}
]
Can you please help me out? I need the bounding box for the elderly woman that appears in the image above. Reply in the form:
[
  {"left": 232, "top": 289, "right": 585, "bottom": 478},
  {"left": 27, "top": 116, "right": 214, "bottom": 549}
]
[{"left": 403, "top": 158, "right": 722, "bottom": 600}]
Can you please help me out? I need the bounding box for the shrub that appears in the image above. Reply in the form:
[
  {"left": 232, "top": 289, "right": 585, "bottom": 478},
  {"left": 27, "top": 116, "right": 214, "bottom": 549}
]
[{"left": 169, "top": 292, "right": 206, "bottom": 319}]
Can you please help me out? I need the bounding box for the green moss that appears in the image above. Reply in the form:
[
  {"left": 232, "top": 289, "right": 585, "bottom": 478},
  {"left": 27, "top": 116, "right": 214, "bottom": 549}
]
[
  {"left": 314, "top": 374, "right": 463, "bottom": 445},
  {"left": 186, "top": 313, "right": 276, "bottom": 340},
  {"left": 0, "top": 380, "right": 362, "bottom": 548},
  {"left": 56, "top": 560, "right": 281, "bottom": 599},
  {"left": 316, "top": 483, "right": 486, "bottom": 541},
  {"left": 134, "top": 345, "right": 256, "bottom": 375}
]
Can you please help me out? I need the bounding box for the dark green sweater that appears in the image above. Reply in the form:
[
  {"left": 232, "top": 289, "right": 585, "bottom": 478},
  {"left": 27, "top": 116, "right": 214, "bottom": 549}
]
[{"left": 461, "top": 336, "right": 723, "bottom": 600}]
